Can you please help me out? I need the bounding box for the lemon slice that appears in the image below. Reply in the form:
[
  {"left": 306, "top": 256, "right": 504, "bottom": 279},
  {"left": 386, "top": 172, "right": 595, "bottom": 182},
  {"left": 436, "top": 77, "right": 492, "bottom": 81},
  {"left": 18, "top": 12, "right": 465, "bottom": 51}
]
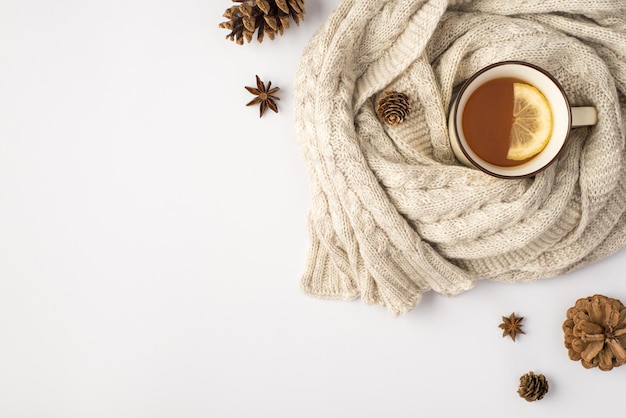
[{"left": 507, "top": 83, "right": 553, "bottom": 161}]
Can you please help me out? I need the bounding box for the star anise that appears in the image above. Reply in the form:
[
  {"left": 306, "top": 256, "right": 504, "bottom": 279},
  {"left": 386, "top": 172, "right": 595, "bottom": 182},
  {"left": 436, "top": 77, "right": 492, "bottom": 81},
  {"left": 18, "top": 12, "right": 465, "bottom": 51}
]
[
  {"left": 499, "top": 312, "right": 525, "bottom": 341},
  {"left": 245, "top": 75, "right": 280, "bottom": 118}
]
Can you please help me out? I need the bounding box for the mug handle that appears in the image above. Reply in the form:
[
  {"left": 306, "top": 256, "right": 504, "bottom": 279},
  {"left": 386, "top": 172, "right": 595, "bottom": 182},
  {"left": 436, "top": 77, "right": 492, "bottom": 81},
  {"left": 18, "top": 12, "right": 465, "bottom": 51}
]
[{"left": 572, "top": 107, "right": 597, "bottom": 127}]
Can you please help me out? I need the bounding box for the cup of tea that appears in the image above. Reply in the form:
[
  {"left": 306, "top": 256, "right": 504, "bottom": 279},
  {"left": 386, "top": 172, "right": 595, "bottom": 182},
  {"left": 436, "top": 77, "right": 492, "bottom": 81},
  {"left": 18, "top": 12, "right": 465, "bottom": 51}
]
[{"left": 448, "top": 61, "right": 597, "bottom": 178}]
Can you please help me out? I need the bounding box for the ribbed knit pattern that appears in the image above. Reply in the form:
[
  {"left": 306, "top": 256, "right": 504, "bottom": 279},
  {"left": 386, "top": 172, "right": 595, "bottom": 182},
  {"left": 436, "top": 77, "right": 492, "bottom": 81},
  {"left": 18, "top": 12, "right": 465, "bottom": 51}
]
[{"left": 294, "top": 0, "right": 626, "bottom": 316}]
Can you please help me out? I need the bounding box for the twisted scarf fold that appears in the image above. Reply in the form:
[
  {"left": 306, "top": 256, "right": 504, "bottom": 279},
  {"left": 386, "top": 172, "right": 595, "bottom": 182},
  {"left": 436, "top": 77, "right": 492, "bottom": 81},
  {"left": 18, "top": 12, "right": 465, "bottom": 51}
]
[{"left": 294, "top": 0, "right": 626, "bottom": 315}]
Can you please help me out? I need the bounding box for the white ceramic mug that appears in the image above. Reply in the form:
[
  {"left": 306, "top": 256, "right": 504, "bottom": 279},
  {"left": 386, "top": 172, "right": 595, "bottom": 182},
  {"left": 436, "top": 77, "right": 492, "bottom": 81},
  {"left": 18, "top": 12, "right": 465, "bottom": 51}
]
[{"left": 448, "top": 61, "right": 597, "bottom": 178}]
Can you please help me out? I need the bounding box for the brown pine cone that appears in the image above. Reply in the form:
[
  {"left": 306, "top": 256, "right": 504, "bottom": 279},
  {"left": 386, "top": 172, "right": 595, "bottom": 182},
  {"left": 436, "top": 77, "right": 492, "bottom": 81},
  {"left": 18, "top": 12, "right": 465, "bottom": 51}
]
[
  {"left": 517, "top": 372, "right": 549, "bottom": 402},
  {"left": 219, "top": 0, "right": 305, "bottom": 45},
  {"left": 562, "top": 294, "right": 626, "bottom": 371},
  {"left": 376, "top": 91, "right": 411, "bottom": 126}
]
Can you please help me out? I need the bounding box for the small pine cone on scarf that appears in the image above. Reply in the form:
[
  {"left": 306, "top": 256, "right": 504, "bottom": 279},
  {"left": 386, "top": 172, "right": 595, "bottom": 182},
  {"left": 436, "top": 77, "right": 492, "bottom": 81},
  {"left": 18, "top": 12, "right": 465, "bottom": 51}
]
[
  {"left": 517, "top": 372, "right": 549, "bottom": 402},
  {"left": 562, "top": 294, "right": 626, "bottom": 371},
  {"left": 219, "top": 0, "right": 305, "bottom": 45},
  {"left": 377, "top": 91, "right": 411, "bottom": 126}
]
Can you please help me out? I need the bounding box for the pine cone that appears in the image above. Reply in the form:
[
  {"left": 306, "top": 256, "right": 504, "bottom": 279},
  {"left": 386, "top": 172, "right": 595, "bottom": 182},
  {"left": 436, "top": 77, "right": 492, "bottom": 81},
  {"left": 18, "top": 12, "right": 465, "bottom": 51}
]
[
  {"left": 562, "top": 294, "right": 626, "bottom": 371},
  {"left": 517, "top": 372, "right": 549, "bottom": 402},
  {"left": 219, "top": 0, "right": 305, "bottom": 45},
  {"left": 377, "top": 91, "right": 411, "bottom": 126}
]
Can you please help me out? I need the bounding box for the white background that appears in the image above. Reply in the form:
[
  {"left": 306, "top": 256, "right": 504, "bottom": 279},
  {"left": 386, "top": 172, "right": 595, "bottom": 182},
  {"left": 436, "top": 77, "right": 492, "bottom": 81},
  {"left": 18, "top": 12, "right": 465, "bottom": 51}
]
[{"left": 1, "top": 1, "right": 625, "bottom": 417}]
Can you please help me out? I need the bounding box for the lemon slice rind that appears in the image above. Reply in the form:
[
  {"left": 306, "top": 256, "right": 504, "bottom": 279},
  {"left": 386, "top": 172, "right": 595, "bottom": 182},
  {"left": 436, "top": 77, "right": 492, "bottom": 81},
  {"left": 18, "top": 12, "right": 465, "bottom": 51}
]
[{"left": 507, "top": 83, "right": 553, "bottom": 161}]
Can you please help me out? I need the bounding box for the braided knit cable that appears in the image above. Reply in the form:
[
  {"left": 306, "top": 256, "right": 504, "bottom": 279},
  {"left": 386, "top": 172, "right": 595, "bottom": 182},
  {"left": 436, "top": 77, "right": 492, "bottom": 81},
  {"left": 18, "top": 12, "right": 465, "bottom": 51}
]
[{"left": 294, "top": 0, "right": 626, "bottom": 315}]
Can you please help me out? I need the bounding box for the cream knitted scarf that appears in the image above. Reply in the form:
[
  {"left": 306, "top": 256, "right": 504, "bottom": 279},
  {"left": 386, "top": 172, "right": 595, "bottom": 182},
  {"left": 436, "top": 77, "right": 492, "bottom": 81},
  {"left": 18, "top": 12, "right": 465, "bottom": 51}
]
[{"left": 294, "top": 0, "right": 626, "bottom": 315}]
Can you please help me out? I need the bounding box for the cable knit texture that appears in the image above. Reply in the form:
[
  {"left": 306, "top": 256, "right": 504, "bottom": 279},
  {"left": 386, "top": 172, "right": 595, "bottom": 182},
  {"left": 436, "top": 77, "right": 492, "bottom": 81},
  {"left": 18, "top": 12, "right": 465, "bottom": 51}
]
[{"left": 294, "top": 0, "right": 626, "bottom": 316}]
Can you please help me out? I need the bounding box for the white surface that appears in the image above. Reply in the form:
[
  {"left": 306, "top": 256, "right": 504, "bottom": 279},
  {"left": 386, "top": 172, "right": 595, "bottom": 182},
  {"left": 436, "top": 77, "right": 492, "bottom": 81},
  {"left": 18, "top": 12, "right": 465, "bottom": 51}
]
[{"left": 1, "top": 1, "right": 624, "bottom": 417}]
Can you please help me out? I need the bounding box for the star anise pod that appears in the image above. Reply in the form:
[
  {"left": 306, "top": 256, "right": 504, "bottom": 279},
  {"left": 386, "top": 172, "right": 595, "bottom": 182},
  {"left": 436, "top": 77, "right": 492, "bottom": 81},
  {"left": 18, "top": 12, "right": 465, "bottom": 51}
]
[
  {"left": 245, "top": 75, "right": 280, "bottom": 118},
  {"left": 219, "top": 0, "right": 305, "bottom": 45},
  {"left": 499, "top": 312, "right": 525, "bottom": 341}
]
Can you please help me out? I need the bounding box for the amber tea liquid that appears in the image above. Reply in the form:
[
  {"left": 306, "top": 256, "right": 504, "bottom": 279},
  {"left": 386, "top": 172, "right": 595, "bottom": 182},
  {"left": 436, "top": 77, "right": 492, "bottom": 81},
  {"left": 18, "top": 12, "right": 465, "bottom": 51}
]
[{"left": 462, "top": 78, "right": 539, "bottom": 167}]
